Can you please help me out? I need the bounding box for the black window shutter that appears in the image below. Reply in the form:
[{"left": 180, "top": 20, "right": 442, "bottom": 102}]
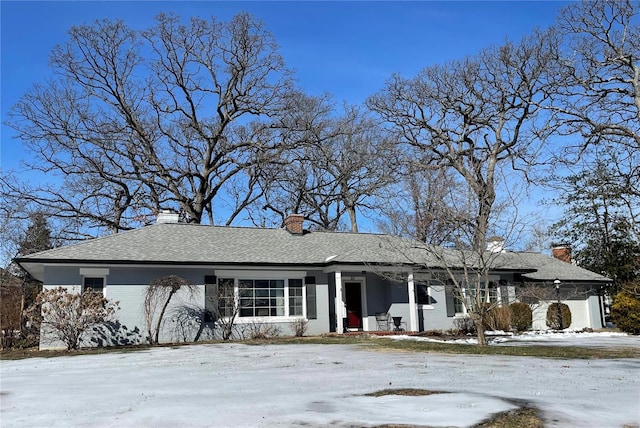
[{"left": 445, "top": 284, "right": 455, "bottom": 317}]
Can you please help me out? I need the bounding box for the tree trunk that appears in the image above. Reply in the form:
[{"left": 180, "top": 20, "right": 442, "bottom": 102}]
[
  {"left": 154, "top": 289, "right": 177, "bottom": 344},
  {"left": 347, "top": 205, "right": 358, "bottom": 233},
  {"left": 474, "top": 317, "right": 487, "bottom": 346},
  {"left": 472, "top": 184, "right": 495, "bottom": 253}
]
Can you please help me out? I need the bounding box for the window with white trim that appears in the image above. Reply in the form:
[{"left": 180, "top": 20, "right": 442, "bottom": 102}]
[
  {"left": 83, "top": 277, "right": 104, "bottom": 294},
  {"left": 289, "top": 278, "right": 303, "bottom": 316},
  {"left": 240, "top": 279, "right": 285, "bottom": 317},
  {"left": 217, "top": 278, "right": 235, "bottom": 317},
  {"left": 416, "top": 283, "right": 436, "bottom": 305},
  {"left": 220, "top": 278, "right": 306, "bottom": 318}
]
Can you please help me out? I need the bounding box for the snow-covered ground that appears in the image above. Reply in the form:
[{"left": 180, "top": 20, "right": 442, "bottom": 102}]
[
  {"left": 1, "top": 334, "right": 639, "bottom": 428},
  {"left": 390, "top": 330, "right": 640, "bottom": 348}
]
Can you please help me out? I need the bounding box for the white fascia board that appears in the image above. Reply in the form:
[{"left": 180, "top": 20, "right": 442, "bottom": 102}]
[
  {"left": 323, "top": 264, "right": 412, "bottom": 274},
  {"left": 215, "top": 269, "right": 306, "bottom": 279}
]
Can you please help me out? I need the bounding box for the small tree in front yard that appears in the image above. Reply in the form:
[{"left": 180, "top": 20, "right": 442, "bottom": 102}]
[
  {"left": 206, "top": 278, "right": 244, "bottom": 341},
  {"left": 144, "top": 275, "right": 198, "bottom": 345},
  {"left": 28, "top": 287, "right": 119, "bottom": 350}
]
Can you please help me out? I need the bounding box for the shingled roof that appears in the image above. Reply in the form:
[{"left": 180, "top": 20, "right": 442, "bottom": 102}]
[
  {"left": 16, "top": 223, "right": 610, "bottom": 284},
  {"left": 16, "top": 223, "right": 421, "bottom": 267}
]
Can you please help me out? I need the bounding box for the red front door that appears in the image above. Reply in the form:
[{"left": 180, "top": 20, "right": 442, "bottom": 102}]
[{"left": 345, "top": 282, "right": 362, "bottom": 329}]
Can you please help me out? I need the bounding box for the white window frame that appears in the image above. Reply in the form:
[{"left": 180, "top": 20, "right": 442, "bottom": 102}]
[
  {"left": 79, "top": 268, "right": 109, "bottom": 297},
  {"left": 214, "top": 270, "right": 307, "bottom": 322}
]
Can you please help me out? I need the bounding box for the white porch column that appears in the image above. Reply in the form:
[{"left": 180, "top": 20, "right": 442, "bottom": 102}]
[
  {"left": 334, "top": 271, "right": 345, "bottom": 332},
  {"left": 407, "top": 271, "right": 418, "bottom": 332}
]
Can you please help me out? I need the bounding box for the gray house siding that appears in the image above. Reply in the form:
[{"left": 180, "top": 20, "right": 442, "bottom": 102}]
[
  {"left": 304, "top": 271, "right": 330, "bottom": 336},
  {"left": 418, "top": 285, "right": 452, "bottom": 331},
  {"left": 38, "top": 265, "right": 334, "bottom": 349}
]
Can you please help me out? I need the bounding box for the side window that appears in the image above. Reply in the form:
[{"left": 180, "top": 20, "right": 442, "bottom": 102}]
[
  {"left": 83, "top": 277, "right": 104, "bottom": 294},
  {"left": 416, "top": 283, "right": 431, "bottom": 305},
  {"left": 289, "top": 279, "right": 303, "bottom": 316},
  {"left": 445, "top": 282, "right": 456, "bottom": 317},
  {"left": 218, "top": 278, "right": 235, "bottom": 318}
]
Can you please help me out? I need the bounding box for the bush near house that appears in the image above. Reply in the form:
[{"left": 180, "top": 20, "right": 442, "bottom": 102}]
[
  {"left": 29, "top": 287, "right": 119, "bottom": 350},
  {"left": 509, "top": 302, "right": 532, "bottom": 332},
  {"left": 452, "top": 316, "right": 476, "bottom": 335},
  {"left": 610, "top": 292, "right": 640, "bottom": 335},
  {"left": 483, "top": 306, "right": 512, "bottom": 331},
  {"left": 546, "top": 303, "right": 572, "bottom": 330}
]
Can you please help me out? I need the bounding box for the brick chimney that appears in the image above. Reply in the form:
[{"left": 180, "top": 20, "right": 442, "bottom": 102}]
[
  {"left": 283, "top": 214, "right": 304, "bottom": 235},
  {"left": 552, "top": 244, "right": 572, "bottom": 263}
]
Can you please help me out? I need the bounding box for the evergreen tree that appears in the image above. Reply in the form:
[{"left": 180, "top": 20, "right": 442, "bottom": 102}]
[
  {"left": 17, "top": 212, "right": 53, "bottom": 257},
  {"left": 13, "top": 212, "right": 54, "bottom": 346},
  {"left": 551, "top": 160, "right": 640, "bottom": 295}
]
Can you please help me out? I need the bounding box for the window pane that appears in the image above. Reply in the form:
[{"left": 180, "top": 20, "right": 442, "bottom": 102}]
[
  {"left": 83, "top": 277, "right": 104, "bottom": 293},
  {"left": 236, "top": 278, "right": 292, "bottom": 317},
  {"left": 288, "top": 278, "right": 304, "bottom": 316},
  {"left": 255, "top": 280, "right": 269, "bottom": 289}
]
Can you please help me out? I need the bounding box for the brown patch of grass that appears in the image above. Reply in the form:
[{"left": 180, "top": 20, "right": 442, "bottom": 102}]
[
  {"left": 474, "top": 407, "right": 543, "bottom": 428},
  {"left": 0, "top": 344, "right": 153, "bottom": 360},
  {"left": 365, "top": 337, "right": 640, "bottom": 359},
  {"left": 364, "top": 388, "right": 446, "bottom": 397},
  {"left": 4, "top": 334, "right": 639, "bottom": 360},
  {"left": 367, "top": 407, "right": 543, "bottom": 428}
]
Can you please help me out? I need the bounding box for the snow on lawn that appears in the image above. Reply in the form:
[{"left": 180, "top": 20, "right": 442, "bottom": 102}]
[
  {"left": 389, "top": 330, "right": 640, "bottom": 348},
  {"left": 1, "top": 340, "right": 639, "bottom": 428}
]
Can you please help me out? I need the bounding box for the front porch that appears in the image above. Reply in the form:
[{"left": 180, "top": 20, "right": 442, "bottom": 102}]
[{"left": 328, "top": 269, "right": 419, "bottom": 333}]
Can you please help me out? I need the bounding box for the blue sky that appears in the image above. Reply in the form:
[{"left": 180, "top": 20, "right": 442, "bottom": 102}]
[
  {"left": 1, "top": 1, "right": 568, "bottom": 170},
  {"left": 0, "top": 1, "right": 569, "bottom": 243}
]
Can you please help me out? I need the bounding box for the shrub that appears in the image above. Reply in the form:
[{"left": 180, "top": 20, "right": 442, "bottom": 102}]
[
  {"left": 290, "top": 318, "right": 308, "bottom": 337},
  {"left": 452, "top": 316, "right": 476, "bottom": 335},
  {"left": 509, "top": 302, "right": 532, "bottom": 332},
  {"left": 29, "top": 287, "right": 119, "bottom": 350},
  {"left": 483, "top": 306, "right": 512, "bottom": 331},
  {"left": 243, "top": 322, "right": 281, "bottom": 340},
  {"left": 611, "top": 292, "right": 640, "bottom": 334},
  {"left": 546, "top": 303, "right": 571, "bottom": 330}
]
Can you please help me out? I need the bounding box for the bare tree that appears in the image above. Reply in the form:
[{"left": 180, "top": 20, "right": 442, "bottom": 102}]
[
  {"left": 28, "top": 287, "right": 119, "bottom": 350},
  {"left": 541, "top": 0, "right": 640, "bottom": 244},
  {"left": 5, "top": 13, "right": 293, "bottom": 236},
  {"left": 209, "top": 278, "right": 241, "bottom": 341},
  {"left": 144, "top": 275, "right": 198, "bottom": 345},
  {"left": 254, "top": 93, "right": 397, "bottom": 232},
  {"left": 368, "top": 33, "right": 556, "bottom": 345},
  {"left": 368, "top": 32, "right": 555, "bottom": 252},
  {"left": 546, "top": 0, "right": 639, "bottom": 151},
  {"left": 375, "top": 165, "right": 472, "bottom": 245}
]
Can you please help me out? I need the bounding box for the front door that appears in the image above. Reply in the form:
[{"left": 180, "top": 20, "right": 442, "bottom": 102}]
[{"left": 345, "top": 282, "right": 362, "bottom": 329}]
